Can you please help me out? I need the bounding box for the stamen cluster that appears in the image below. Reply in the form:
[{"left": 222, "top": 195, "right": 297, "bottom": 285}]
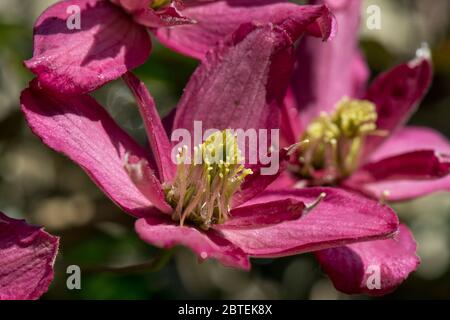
[
  {"left": 299, "top": 98, "right": 383, "bottom": 184},
  {"left": 165, "top": 130, "right": 253, "bottom": 230}
]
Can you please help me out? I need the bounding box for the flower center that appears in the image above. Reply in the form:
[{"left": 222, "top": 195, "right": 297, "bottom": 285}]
[
  {"left": 150, "top": 0, "right": 171, "bottom": 9},
  {"left": 164, "top": 130, "right": 253, "bottom": 230},
  {"left": 297, "top": 98, "right": 384, "bottom": 185}
]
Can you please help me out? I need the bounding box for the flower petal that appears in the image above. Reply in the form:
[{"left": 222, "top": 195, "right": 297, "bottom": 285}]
[
  {"left": 369, "top": 126, "right": 450, "bottom": 162},
  {"left": 217, "top": 198, "right": 304, "bottom": 230},
  {"left": 0, "top": 212, "right": 59, "bottom": 300},
  {"left": 219, "top": 188, "right": 398, "bottom": 258},
  {"left": 154, "top": 1, "right": 336, "bottom": 60},
  {"left": 173, "top": 11, "right": 331, "bottom": 139},
  {"left": 352, "top": 150, "right": 450, "bottom": 182},
  {"left": 111, "top": 0, "right": 150, "bottom": 12},
  {"left": 135, "top": 215, "right": 250, "bottom": 270},
  {"left": 280, "top": 89, "right": 303, "bottom": 145},
  {"left": 267, "top": 171, "right": 298, "bottom": 191},
  {"left": 316, "top": 224, "right": 419, "bottom": 296},
  {"left": 232, "top": 147, "right": 291, "bottom": 207},
  {"left": 173, "top": 23, "right": 293, "bottom": 135},
  {"left": 363, "top": 57, "right": 433, "bottom": 156},
  {"left": 21, "top": 84, "right": 171, "bottom": 216},
  {"left": 24, "top": 0, "right": 151, "bottom": 96},
  {"left": 290, "top": 0, "right": 364, "bottom": 128},
  {"left": 123, "top": 72, "right": 176, "bottom": 182},
  {"left": 347, "top": 127, "right": 450, "bottom": 201},
  {"left": 351, "top": 50, "right": 370, "bottom": 99},
  {"left": 355, "top": 176, "right": 450, "bottom": 202}
]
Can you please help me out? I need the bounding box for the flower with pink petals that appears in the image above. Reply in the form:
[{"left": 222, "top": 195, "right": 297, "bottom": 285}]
[
  {"left": 0, "top": 211, "right": 59, "bottom": 300},
  {"left": 21, "top": 15, "right": 399, "bottom": 273},
  {"left": 270, "top": 0, "right": 449, "bottom": 295}
]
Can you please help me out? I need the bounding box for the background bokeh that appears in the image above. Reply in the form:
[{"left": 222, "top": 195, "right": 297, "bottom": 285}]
[{"left": 0, "top": 0, "right": 449, "bottom": 299}]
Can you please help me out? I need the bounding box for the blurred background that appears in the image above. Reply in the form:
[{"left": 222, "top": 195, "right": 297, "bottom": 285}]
[{"left": 0, "top": 0, "right": 449, "bottom": 299}]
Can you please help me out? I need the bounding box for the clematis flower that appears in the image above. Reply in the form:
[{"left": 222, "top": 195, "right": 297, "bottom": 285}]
[
  {"left": 0, "top": 211, "right": 59, "bottom": 300},
  {"left": 25, "top": 0, "right": 335, "bottom": 97},
  {"left": 271, "top": 0, "right": 450, "bottom": 295},
  {"left": 21, "top": 17, "right": 399, "bottom": 271}
]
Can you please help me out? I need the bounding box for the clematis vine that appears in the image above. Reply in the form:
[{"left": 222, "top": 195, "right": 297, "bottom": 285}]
[
  {"left": 25, "top": 0, "right": 335, "bottom": 97},
  {"left": 271, "top": 0, "right": 450, "bottom": 295},
  {"left": 0, "top": 211, "right": 59, "bottom": 300},
  {"left": 21, "top": 15, "right": 400, "bottom": 272}
]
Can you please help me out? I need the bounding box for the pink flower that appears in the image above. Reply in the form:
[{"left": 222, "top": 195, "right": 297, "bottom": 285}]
[
  {"left": 24, "top": 0, "right": 335, "bottom": 97},
  {"left": 0, "top": 211, "right": 59, "bottom": 300},
  {"left": 271, "top": 0, "right": 449, "bottom": 295},
  {"left": 21, "top": 17, "right": 398, "bottom": 271}
]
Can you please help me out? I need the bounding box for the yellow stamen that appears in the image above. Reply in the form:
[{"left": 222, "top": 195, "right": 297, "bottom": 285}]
[
  {"left": 164, "top": 130, "right": 252, "bottom": 230},
  {"left": 299, "top": 98, "right": 382, "bottom": 184},
  {"left": 151, "top": 0, "right": 171, "bottom": 10},
  {"left": 333, "top": 98, "right": 378, "bottom": 138}
]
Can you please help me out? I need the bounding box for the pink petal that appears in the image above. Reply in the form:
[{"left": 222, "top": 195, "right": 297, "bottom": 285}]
[
  {"left": 123, "top": 72, "right": 176, "bottom": 182},
  {"left": 21, "top": 84, "right": 171, "bottom": 216},
  {"left": 123, "top": 154, "right": 172, "bottom": 214},
  {"left": 369, "top": 126, "right": 450, "bottom": 162},
  {"left": 173, "top": 23, "right": 291, "bottom": 135},
  {"left": 232, "top": 148, "right": 290, "bottom": 207},
  {"left": 290, "top": 0, "right": 364, "bottom": 128},
  {"left": 280, "top": 89, "right": 302, "bottom": 146},
  {"left": 111, "top": 0, "right": 150, "bottom": 12},
  {"left": 24, "top": 0, "right": 151, "bottom": 96},
  {"left": 266, "top": 171, "right": 298, "bottom": 191},
  {"left": 173, "top": 13, "right": 329, "bottom": 137},
  {"left": 363, "top": 58, "right": 433, "bottom": 156},
  {"left": 355, "top": 176, "right": 450, "bottom": 202},
  {"left": 216, "top": 198, "right": 304, "bottom": 230},
  {"left": 0, "top": 212, "right": 59, "bottom": 300},
  {"left": 135, "top": 215, "right": 250, "bottom": 270},
  {"left": 316, "top": 224, "right": 419, "bottom": 296},
  {"left": 351, "top": 50, "right": 370, "bottom": 99},
  {"left": 348, "top": 127, "right": 450, "bottom": 201},
  {"left": 154, "top": 1, "right": 336, "bottom": 60},
  {"left": 174, "top": 22, "right": 284, "bottom": 132},
  {"left": 219, "top": 188, "right": 398, "bottom": 258},
  {"left": 352, "top": 150, "right": 450, "bottom": 182}
]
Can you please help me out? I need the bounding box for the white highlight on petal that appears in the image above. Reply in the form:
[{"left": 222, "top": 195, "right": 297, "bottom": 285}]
[
  {"left": 410, "top": 42, "right": 431, "bottom": 67},
  {"left": 416, "top": 42, "right": 431, "bottom": 60}
]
